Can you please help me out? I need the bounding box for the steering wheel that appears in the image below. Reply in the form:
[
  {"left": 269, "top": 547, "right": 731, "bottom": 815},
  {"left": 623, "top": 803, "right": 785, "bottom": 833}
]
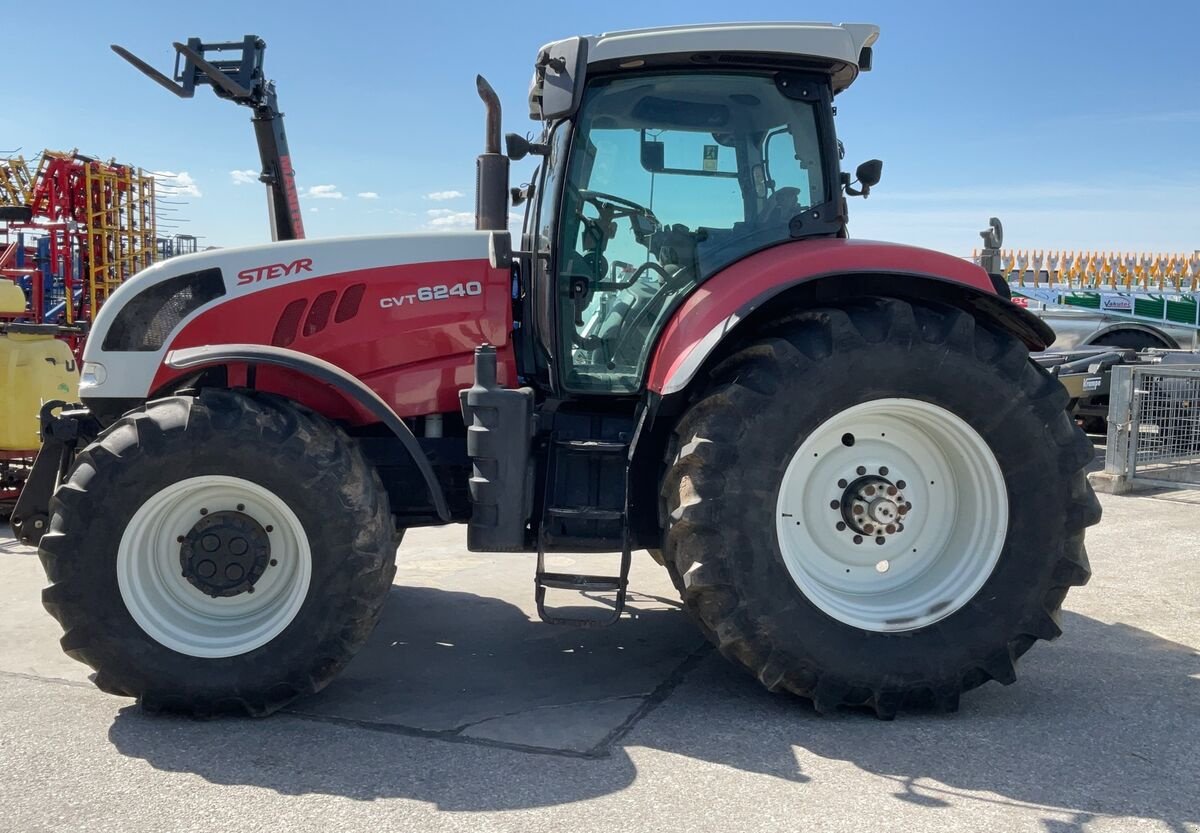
[
  {"left": 603, "top": 263, "right": 695, "bottom": 369},
  {"left": 578, "top": 189, "right": 659, "bottom": 229}
]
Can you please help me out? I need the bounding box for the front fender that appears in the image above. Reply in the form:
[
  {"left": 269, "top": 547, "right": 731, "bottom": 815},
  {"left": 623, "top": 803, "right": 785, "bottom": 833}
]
[
  {"left": 646, "top": 238, "right": 1054, "bottom": 396},
  {"left": 166, "top": 343, "right": 450, "bottom": 521}
]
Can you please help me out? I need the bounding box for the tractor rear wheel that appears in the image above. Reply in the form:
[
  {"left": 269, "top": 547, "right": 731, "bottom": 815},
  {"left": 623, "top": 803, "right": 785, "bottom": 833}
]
[
  {"left": 661, "top": 297, "right": 1100, "bottom": 717},
  {"left": 38, "top": 389, "right": 396, "bottom": 715}
]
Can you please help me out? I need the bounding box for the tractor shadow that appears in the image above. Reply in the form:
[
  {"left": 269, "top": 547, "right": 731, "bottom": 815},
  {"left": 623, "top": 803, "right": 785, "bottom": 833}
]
[
  {"left": 0, "top": 524, "right": 34, "bottom": 555},
  {"left": 107, "top": 589, "right": 1199, "bottom": 824}
]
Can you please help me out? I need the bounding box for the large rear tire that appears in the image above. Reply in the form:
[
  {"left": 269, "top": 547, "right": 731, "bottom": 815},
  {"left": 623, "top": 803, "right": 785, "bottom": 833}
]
[
  {"left": 661, "top": 297, "right": 1101, "bottom": 717},
  {"left": 39, "top": 389, "right": 396, "bottom": 716}
]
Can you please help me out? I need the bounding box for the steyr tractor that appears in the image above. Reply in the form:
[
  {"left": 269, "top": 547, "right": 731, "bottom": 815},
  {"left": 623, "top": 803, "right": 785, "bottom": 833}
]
[{"left": 11, "top": 23, "right": 1100, "bottom": 718}]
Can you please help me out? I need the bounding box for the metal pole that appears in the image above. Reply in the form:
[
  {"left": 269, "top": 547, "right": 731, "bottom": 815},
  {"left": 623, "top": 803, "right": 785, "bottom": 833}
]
[
  {"left": 1125, "top": 366, "right": 1142, "bottom": 481},
  {"left": 1105, "top": 364, "right": 1132, "bottom": 477}
]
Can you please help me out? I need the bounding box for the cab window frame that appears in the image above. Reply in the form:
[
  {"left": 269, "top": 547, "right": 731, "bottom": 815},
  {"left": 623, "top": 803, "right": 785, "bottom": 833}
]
[{"left": 535, "top": 68, "right": 843, "bottom": 396}]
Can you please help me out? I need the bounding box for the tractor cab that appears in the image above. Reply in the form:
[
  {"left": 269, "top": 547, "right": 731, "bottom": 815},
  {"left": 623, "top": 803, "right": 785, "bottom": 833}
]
[{"left": 501, "top": 23, "right": 879, "bottom": 394}]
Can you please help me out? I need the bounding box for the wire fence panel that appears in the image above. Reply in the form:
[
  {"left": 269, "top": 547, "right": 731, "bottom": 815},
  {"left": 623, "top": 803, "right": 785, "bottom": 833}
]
[{"left": 1104, "top": 364, "right": 1200, "bottom": 489}]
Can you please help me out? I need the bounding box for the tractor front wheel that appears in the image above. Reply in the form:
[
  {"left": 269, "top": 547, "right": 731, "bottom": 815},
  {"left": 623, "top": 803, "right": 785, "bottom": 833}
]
[
  {"left": 661, "top": 297, "right": 1101, "bottom": 717},
  {"left": 38, "top": 389, "right": 396, "bottom": 715}
]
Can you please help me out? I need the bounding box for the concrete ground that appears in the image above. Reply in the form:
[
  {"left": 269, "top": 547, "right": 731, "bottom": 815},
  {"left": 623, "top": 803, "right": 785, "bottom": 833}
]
[{"left": 1, "top": 489, "right": 1197, "bottom": 832}]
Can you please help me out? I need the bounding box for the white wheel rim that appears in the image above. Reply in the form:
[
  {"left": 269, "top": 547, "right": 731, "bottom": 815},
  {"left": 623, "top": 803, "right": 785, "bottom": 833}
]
[
  {"left": 117, "top": 476, "right": 312, "bottom": 658},
  {"left": 775, "top": 398, "right": 1007, "bottom": 633}
]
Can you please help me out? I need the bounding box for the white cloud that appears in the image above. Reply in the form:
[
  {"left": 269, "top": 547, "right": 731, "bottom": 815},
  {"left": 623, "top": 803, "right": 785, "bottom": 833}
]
[
  {"left": 425, "top": 190, "right": 464, "bottom": 201},
  {"left": 304, "top": 184, "right": 344, "bottom": 200},
  {"left": 357, "top": 191, "right": 380, "bottom": 200},
  {"left": 230, "top": 169, "right": 258, "bottom": 186},
  {"left": 425, "top": 208, "right": 474, "bottom": 229},
  {"left": 309, "top": 207, "right": 319, "bottom": 213},
  {"left": 153, "top": 170, "right": 202, "bottom": 197}
]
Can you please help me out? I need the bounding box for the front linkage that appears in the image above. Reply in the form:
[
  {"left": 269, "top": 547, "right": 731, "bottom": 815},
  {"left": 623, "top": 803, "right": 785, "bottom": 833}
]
[{"left": 10, "top": 401, "right": 100, "bottom": 546}]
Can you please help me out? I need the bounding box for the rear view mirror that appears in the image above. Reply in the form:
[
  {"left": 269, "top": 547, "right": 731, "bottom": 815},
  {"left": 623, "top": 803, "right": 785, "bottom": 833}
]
[
  {"left": 845, "top": 158, "right": 883, "bottom": 197},
  {"left": 641, "top": 139, "right": 665, "bottom": 173},
  {"left": 856, "top": 159, "right": 883, "bottom": 187},
  {"left": 532, "top": 37, "right": 587, "bottom": 120},
  {"left": 639, "top": 129, "right": 738, "bottom": 178}
]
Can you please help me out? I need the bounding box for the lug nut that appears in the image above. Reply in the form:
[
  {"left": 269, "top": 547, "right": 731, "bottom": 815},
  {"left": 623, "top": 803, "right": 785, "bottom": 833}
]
[
  {"left": 886, "top": 524, "right": 897, "bottom": 534},
  {"left": 856, "top": 466, "right": 867, "bottom": 475},
  {"left": 886, "top": 486, "right": 898, "bottom": 496},
  {"left": 864, "top": 485, "right": 876, "bottom": 496},
  {"left": 853, "top": 535, "right": 863, "bottom": 545},
  {"left": 879, "top": 466, "right": 889, "bottom": 476},
  {"left": 863, "top": 524, "right": 875, "bottom": 534},
  {"left": 854, "top": 504, "right": 865, "bottom": 515},
  {"left": 876, "top": 537, "right": 886, "bottom": 545},
  {"left": 830, "top": 499, "right": 840, "bottom": 510},
  {"left": 896, "top": 480, "right": 907, "bottom": 490},
  {"left": 835, "top": 522, "right": 846, "bottom": 531},
  {"left": 199, "top": 508, "right": 208, "bottom": 516},
  {"left": 837, "top": 479, "right": 848, "bottom": 488}
]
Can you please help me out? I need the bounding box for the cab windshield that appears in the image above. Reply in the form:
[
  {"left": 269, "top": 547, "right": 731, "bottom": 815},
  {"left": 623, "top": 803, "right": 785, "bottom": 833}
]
[{"left": 554, "top": 71, "right": 832, "bottom": 393}]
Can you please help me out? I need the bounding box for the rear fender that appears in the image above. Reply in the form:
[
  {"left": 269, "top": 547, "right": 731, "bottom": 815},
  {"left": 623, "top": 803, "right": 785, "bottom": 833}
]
[
  {"left": 1082, "top": 322, "right": 1179, "bottom": 349},
  {"left": 629, "top": 242, "right": 1053, "bottom": 548},
  {"left": 646, "top": 239, "right": 1054, "bottom": 397},
  {"left": 165, "top": 343, "right": 450, "bottom": 521}
]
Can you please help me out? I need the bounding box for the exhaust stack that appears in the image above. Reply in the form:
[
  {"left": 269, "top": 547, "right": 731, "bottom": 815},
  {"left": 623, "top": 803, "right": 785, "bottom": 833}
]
[{"left": 474, "top": 75, "right": 510, "bottom": 231}]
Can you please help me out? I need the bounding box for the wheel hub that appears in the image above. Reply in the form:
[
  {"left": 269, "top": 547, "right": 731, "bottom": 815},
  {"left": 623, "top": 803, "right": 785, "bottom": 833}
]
[
  {"left": 179, "top": 510, "right": 272, "bottom": 598},
  {"left": 775, "top": 398, "right": 1008, "bottom": 633},
  {"left": 835, "top": 473, "right": 912, "bottom": 544}
]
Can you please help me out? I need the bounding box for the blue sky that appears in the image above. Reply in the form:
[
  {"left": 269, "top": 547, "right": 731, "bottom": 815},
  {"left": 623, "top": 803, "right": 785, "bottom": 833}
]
[{"left": 4, "top": 0, "right": 1197, "bottom": 255}]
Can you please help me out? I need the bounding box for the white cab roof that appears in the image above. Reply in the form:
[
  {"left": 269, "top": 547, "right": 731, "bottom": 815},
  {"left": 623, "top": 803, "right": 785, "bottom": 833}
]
[
  {"left": 545, "top": 22, "right": 878, "bottom": 92},
  {"left": 587, "top": 22, "right": 876, "bottom": 67}
]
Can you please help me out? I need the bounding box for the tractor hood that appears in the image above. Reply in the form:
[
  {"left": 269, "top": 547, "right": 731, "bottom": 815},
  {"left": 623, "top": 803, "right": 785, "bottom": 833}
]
[{"left": 81, "top": 230, "right": 506, "bottom": 404}]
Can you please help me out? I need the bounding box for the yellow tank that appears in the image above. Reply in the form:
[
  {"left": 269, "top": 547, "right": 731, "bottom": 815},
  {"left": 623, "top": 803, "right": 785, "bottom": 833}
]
[
  {"left": 0, "top": 331, "right": 78, "bottom": 452},
  {"left": 0, "top": 280, "right": 25, "bottom": 315}
]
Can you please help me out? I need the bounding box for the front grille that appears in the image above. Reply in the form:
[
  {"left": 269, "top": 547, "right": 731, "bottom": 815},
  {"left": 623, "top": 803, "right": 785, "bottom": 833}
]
[{"left": 101, "top": 268, "right": 225, "bottom": 352}]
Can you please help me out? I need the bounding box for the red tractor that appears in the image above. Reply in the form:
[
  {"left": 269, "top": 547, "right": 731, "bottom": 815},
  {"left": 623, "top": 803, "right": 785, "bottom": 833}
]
[{"left": 13, "top": 23, "right": 1099, "bottom": 718}]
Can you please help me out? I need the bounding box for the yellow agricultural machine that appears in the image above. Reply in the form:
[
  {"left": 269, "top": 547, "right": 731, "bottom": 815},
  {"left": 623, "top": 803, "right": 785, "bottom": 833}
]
[
  {"left": 0, "top": 289, "right": 76, "bottom": 514},
  {"left": 1, "top": 149, "right": 158, "bottom": 513}
]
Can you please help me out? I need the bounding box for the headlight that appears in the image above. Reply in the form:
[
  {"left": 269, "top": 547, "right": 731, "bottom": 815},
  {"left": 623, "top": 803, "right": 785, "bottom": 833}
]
[{"left": 80, "top": 361, "right": 107, "bottom": 386}]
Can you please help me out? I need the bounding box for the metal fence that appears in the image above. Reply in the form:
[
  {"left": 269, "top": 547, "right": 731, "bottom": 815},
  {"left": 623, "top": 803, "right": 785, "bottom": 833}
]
[{"left": 1103, "top": 363, "right": 1200, "bottom": 490}]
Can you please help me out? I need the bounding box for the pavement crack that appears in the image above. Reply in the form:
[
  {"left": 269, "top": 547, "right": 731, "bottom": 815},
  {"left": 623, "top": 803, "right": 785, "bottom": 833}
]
[
  {"left": 586, "top": 640, "right": 713, "bottom": 757},
  {"left": 449, "top": 694, "right": 646, "bottom": 734},
  {"left": 0, "top": 668, "right": 95, "bottom": 690},
  {"left": 280, "top": 708, "right": 607, "bottom": 759},
  {"left": 281, "top": 645, "right": 712, "bottom": 760}
]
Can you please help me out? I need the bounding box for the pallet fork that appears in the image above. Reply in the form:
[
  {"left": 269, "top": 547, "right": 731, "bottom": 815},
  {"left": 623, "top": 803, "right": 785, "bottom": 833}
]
[{"left": 112, "top": 35, "right": 305, "bottom": 242}]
